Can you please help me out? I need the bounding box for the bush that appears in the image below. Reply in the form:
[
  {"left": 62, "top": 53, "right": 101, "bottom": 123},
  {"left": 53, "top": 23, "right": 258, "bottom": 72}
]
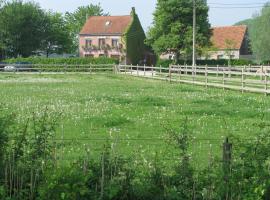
[
  {"left": 156, "top": 59, "right": 254, "bottom": 68},
  {"left": 4, "top": 57, "right": 119, "bottom": 65}
]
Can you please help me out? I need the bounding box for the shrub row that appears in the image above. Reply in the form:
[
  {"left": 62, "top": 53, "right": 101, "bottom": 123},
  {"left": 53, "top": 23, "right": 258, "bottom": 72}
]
[
  {"left": 1, "top": 106, "right": 270, "bottom": 199},
  {"left": 156, "top": 59, "right": 254, "bottom": 68},
  {"left": 4, "top": 57, "right": 119, "bottom": 65}
]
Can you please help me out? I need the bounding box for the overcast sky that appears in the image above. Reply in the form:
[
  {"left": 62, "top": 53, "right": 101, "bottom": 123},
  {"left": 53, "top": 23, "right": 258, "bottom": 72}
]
[{"left": 32, "top": 0, "right": 266, "bottom": 31}]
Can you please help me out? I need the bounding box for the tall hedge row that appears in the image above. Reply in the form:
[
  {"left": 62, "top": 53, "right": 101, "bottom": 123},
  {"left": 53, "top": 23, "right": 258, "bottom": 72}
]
[
  {"left": 156, "top": 59, "right": 254, "bottom": 68},
  {"left": 124, "top": 8, "right": 146, "bottom": 65},
  {"left": 4, "top": 57, "right": 119, "bottom": 65}
]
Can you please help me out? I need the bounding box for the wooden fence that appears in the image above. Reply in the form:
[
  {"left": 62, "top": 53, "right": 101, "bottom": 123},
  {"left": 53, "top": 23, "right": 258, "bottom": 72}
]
[
  {"left": 117, "top": 64, "right": 270, "bottom": 95},
  {"left": 0, "top": 63, "right": 116, "bottom": 74},
  {"left": 1, "top": 63, "right": 270, "bottom": 95}
]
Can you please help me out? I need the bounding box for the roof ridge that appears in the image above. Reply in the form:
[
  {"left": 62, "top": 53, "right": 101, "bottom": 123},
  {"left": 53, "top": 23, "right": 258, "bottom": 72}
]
[
  {"left": 212, "top": 25, "right": 247, "bottom": 29},
  {"left": 88, "top": 15, "right": 131, "bottom": 19}
]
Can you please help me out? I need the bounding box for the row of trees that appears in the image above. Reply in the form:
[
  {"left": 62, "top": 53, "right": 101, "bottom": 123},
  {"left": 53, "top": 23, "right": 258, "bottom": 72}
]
[
  {"left": 235, "top": 3, "right": 270, "bottom": 62},
  {"left": 146, "top": 0, "right": 211, "bottom": 62},
  {"left": 0, "top": 0, "right": 106, "bottom": 59}
]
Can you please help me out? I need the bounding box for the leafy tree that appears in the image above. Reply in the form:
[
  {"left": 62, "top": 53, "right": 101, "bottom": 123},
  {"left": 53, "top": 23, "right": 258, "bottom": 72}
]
[
  {"left": 146, "top": 0, "right": 211, "bottom": 62},
  {"left": 249, "top": 3, "right": 270, "bottom": 61},
  {"left": 65, "top": 4, "right": 108, "bottom": 54},
  {"left": 224, "top": 39, "right": 237, "bottom": 66},
  {"left": 0, "top": 0, "right": 46, "bottom": 57},
  {"left": 40, "top": 12, "right": 73, "bottom": 57}
]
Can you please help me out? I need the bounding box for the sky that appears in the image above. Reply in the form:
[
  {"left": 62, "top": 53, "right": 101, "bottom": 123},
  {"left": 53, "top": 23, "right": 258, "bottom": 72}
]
[{"left": 33, "top": 0, "right": 266, "bottom": 31}]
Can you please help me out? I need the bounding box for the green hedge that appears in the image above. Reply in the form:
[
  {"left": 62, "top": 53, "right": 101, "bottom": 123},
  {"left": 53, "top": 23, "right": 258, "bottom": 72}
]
[
  {"left": 4, "top": 57, "right": 119, "bottom": 65},
  {"left": 156, "top": 59, "right": 254, "bottom": 68}
]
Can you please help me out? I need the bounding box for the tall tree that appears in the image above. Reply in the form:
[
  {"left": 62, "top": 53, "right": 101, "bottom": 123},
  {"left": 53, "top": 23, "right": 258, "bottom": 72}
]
[
  {"left": 40, "top": 12, "right": 73, "bottom": 57},
  {"left": 65, "top": 4, "right": 108, "bottom": 54},
  {"left": 249, "top": 3, "right": 270, "bottom": 61},
  {"left": 146, "top": 0, "right": 211, "bottom": 62},
  {"left": 0, "top": 0, "right": 46, "bottom": 57}
]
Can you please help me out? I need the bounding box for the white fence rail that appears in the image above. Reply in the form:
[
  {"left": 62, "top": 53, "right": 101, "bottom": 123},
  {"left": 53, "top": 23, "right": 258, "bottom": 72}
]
[
  {"left": 1, "top": 63, "right": 270, "bottom": 95},
  {"left": 0, "top": 64, "right": 116, "bottom": 73},
  {"left": 117, "top": 64, "right": 270, "bottom": 95}
]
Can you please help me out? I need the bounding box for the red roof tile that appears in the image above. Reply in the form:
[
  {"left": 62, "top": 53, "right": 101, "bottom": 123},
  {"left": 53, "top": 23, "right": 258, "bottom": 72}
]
[
  {"left": 80, "top": 15, "right": 132, "bottom": 35},
  {"left": 211, "top": 25, "right": 247, "bottom": 50}
]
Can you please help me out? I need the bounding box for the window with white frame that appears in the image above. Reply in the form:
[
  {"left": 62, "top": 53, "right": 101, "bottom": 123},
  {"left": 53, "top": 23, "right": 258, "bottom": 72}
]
[
  {"left": 112, "top": 39, "right": 119, "bottom": 48},
  {"left": 99, "top": 39, "right": 106, "bottom": 48},
  {"left": 85, "top": 39, "right": 92, "bottom": 48}
]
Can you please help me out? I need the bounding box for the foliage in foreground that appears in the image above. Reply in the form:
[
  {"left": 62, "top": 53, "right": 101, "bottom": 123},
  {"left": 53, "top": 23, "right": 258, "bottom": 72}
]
[{"left": 0, "top": 106, "right": 270, "bottom": 199}]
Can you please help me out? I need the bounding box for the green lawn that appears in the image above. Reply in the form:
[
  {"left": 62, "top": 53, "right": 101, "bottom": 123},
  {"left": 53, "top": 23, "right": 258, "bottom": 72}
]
[{"left": 0, "top": 73, "right": 269, "bottom": 168}]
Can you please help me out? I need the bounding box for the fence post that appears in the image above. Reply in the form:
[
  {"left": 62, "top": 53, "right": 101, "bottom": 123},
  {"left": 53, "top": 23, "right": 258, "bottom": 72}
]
[
  {"left": 223, "top": 67, "right": 225, "bottom": 90},
  {"left": 152, "top": 65, "right": 154, "bottom": 77},
  {"left": 137, "top": 64, "right": 139, "bottom": 76},
  {"left": 205, "top": 65, "right": 208, "bottom": 88},
  {"left": 160, "top": 65, "right": 162, "bottom": 75},
  {"left": 223, "top": 137, "right": 232, "bottom": 200},
  {"left": 169, "top": 65, "right": 172, "bottom": 83},
  {"left": 216, "top": 65, "right": 219, "bottom": 77},
  {"left": 261, "top": 65, "right": 263, "bottom": 81},
  {"left": 144, "top": 64, "right": 146, "bottom": 77},
  {"left": 125, "top": 65, "right": 127, "bottom": 75},
  {"left": 265, "top": 70, "right": 268, "bottom": 96},
  {"left": 100, "top": 151, "right": 105, "bottom": 200},
  {"left": 192, "top": 66, "right": 195, "bottom": 84},
  {"left": 179, "top": 65, "right": 181, "bottom": 81},
  {"left": 131, "top": 64, "right": 133, "bottom": 75},
  {"left": 241, "top": 68, "right": 245, "bottom": 93},
  {"left": 185, "top": 64, "right": 188, "bottom": 75}
]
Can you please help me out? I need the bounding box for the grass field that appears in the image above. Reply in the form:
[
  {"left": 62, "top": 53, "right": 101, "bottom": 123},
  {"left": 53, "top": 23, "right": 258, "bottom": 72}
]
[{"left": 0, "top": 73, "right": 269, "bottom": 168}]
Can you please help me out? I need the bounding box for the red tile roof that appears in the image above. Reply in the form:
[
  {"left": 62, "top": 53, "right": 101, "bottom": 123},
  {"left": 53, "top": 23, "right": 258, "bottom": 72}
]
[
  {"left": 211, "top": 25, "right": 247, "bottom": 50},
  {"left": 80, "top": 15, "right": 132, "bottom": 35}
]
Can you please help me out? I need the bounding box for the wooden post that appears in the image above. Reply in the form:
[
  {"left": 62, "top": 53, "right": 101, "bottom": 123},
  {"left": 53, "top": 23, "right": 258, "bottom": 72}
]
[
  {"left": 223, "top": 137, "right": 232, "bottom": 200},
  {"left": 100, "top": 151, "right": 105, "bottom": 200},
  {"left": 144, "top": 64, "right": 146, "bottom": 76},
  {"left": 261, "top": 65, "right": 263, "bottom": 81},
  {"left": 223, "top": 67, "right": 225, "bottom": 90},
  {"left": 216, "top": 65, "right": 219, "bottom": 77},
  {"left": 241, "top": 68, "right": 245, "bottom": 93},
  {"left": 169, "top": 65, "right": 172, "bottom": 83},
  {"left": 151, "top": 65, "right": 154, "bottom": 77},
  {"left": 160, "top": 65, "right": 162, "bottom": 74},
  {"left": 205, "top": 65, "right": 208, "bottom": 88},
  {"left": 131, "top": 64, "right": 133, "bottom": 75},
  {"left": 124, "top": 65, "right": 127, "bottom": 75},
  {"left": 192, "top": 66, "right": 195, "bottom": 84},
  {"left": 137, "top": 64, "right": 139, "bottom": 76},
  {"left": 179, "top": 65, "right": 181, "bottom": 81},
  {"left": 185, "top": 64, "right": 188, "bottom": 75},
  {"left": 265, "top": 70, "right": 268, "bottom": 96}
]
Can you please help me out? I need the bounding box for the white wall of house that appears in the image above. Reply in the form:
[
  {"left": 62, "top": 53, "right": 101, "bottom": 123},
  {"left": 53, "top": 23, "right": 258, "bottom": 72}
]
[
  {"left": 203, "top": 50, "right": 240, "bottom": 60},
  {"left": 79, "top": 35, "right": 125, "bottom": 59}
]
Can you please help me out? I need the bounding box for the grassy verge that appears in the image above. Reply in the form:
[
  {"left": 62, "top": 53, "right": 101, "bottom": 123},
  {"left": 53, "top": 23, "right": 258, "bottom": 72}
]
[{"left": 0, "top": 73, "right": 269, "bottom": 168}]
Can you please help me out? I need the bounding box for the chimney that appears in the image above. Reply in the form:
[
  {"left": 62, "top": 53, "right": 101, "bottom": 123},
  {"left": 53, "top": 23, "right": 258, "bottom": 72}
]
[{"left": 131, "top": 7, "right": 135, "bottom": 15}]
